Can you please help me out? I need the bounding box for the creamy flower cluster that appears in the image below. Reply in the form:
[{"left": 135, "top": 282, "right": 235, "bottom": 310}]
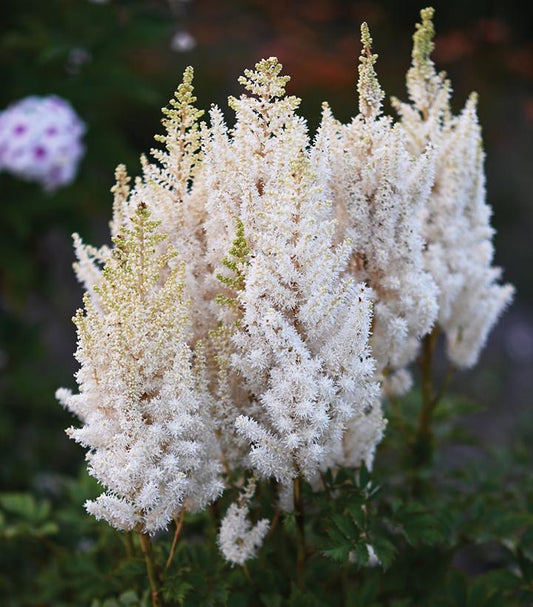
[
  {"left": 0, "top": 95, "right": 85, "bottom": 191},
  {"left": 218, "top": 479, "right": 270, "bottom": 566},
  {"left": 58, "top": 9, "right": 512, "bottom": 562},
  {"left": 392, "top": 7, "right": 514, "bottom": 368}
]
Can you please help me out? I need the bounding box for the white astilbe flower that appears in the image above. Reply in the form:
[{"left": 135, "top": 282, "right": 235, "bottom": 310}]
[
  {"left": 218, "top": 479, "right": 270, "bottom": 566},
  {"left": 334, "top": 401, "right": 386, "bottom": 471},
  {"left": 319, "top": 24, "right": 438, "bottom": 393},
  {"left": 56, "top": 203, "right": 222, "bottom": 533},
  {"left": 204, "top": 58, "right": 379, "bottom": 484},
  {"left": 111, "top": 68, "right": 215, "bottom": 343},
  {"left": 0, "top": 95, "right": 85, "bottom": 191},
  {"left": 392, "top": 7, "right": 514, "bottom": 368}
]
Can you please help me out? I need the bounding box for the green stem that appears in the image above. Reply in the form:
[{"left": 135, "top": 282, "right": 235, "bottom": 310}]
[
  {"left": 319, "top": 471, "right": 333, "bottom": 501},
  {"left": 414, "top": 328, "right": 456, "bottom": 468},
  {"left": 414, "top": 328, "right": 438, "bottom": 466},
  {"left": 293, "top": 477, "right": 307, "bottom": 590},
  {"left": 123, "top": 530, "right": 134, "bottom": 559},
  {"left": 138, "top": 532, "right": 164, "bottom": 607},
  {"left": 165, "top": 509, "right": 185, "bottom": 572},
  {"left": 242, "top": 562, "right": 252, "bottom": 582}
]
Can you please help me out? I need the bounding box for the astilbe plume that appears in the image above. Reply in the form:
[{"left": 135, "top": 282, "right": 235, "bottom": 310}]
[
  {"left": 319, "top": 24, "right": 438, "bottom": 396},
  {"left": 56, "top": 203, "right": 222, "bottom": 533},
  {"left": 57, "top": 10, "right": 513, "bottom": 570},
  {"left": 112, "top": 67, "right": 214, "bottom": 343},
  {"left": 392, "top": 7, "right": 514, "bottom": 368},
  {"left": 218, "top": 478, "right": 270, "bottom": 566},
  {"left": 203, "top": 58, "right": 380, "bottom": 485}
]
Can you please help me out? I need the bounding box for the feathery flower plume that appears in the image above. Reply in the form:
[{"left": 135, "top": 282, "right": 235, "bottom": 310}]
[
  {"left": 114, "top": 68, "right": 214, "bottom": 342},
  {"left": 218, "top": 478, "right": 270, "bottom": 565},
  {"left": 57, "top": 203, "right": 222, "bottom": 533},
  {"left": 320, "top": 24, "right": 438, "bottom": 394},
  {"left": 57, "top": 11, "right": 513, "bottom": 541},
  {"left": 204, "top": 58, "right": 380, "bottom": 484},
  {"left": 392, "top": 8, "right": 514, "bottom": 368}
]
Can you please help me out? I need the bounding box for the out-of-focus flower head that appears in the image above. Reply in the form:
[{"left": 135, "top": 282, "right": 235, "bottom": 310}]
[
  {"left": 171, "top": 30, "right": 196, "bottom": 52},
  {"left": 0, "top": 95, "right": 86, "bottom": 192}
]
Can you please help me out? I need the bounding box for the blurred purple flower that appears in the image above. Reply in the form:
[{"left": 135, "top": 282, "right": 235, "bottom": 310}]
[
  {"left": 171, "top": 30, "right": 196, "bottom": 52},
  {"left": 0, "top": 95, "right": 86, "bottom": 192}
]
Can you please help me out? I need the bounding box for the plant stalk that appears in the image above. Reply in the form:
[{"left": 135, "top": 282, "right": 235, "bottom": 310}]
[
  {"left": 414, "top": 328, "right": 438, "bottom": 466},
  {"left": 293, "top": 476, "right": 307, "bottom": 590},
  {"left": 138, "top": 532, "right": 164, "bottom": 607},
  {"left": 123, "top": 530, "right": 134, "bottom": 559},
  {"left": 165, "top": 509, "right": 186, "bottom": 572}
]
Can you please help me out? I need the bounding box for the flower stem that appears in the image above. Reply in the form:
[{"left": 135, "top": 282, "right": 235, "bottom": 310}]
[
  {"left": 138, "top": 532, "right": 164, "bottom": 607},
  {"left": 414, "top": 328, "right": 438, "bottom": 466},
  {"left": 293, "top": 477, "right": 307, "bottom": 590},
  {"left": 123, "top": 530, "right": 134, "bottom": 559},
  {"left": 165, "top": 509, "right": 186, "bottom": 572}
]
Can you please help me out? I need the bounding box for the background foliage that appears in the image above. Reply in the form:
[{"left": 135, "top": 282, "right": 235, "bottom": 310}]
[{"left": 0, "top": 1, "right": 532, "bottom": 605}]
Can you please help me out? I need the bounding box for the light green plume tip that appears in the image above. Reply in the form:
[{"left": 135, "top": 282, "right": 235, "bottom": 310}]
[
  {"left": 175, "top": 66, "right": 197, "bottom": 107},
  {"left": 412, "top": 7, "right": 435, "bottom": 70},
  {"left": 358, "top": 22, "right": 384, "bottom": 120}
]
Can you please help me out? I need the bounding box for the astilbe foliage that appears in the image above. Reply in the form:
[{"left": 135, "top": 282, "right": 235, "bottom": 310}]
[{"left": 56, "top": 7, "right": 516, "bottom": 605}]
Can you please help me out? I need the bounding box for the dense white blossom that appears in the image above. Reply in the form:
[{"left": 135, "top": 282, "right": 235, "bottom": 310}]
[
  {"left": 319, "top": 24, "right": 438, "bottom": 394},
  {"left": 218, "top": 479, "right": 270, "bottom": 565},
  {"left": 58, "top": 18, "right": 512, "bottom": 542},
  {"left": 392, "top": 7, "right": 514, "bottom": 368},
  {"left": 334, "top": 401, "right": 386, "bottom": 471},
  {"left": 57, "top": 204, "right": 222, "bottom": 533},
  {"left": 0, "top": 95, "right": 85, "bottom": 191},
  {"left": 104, "top": 69, "right": 214, "bottom": 344},
  {"left": 203, "top": 58, "right": 380, "bottom": 484}
]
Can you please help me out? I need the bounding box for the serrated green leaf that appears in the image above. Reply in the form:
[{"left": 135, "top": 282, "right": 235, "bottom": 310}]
[
  {"left": 331, "top": 513, "right": 359, "bottom": 539},
  {"left": 353, "top": 542, "right": 369, "bottom": 567},
  {"left": 395, "top": 504, "right": 446, "bottom": 546},
  {"left": 347, "top": 502, "right": 366, "bottom": 528},
  {"left": 371, "top": 536, "right": 397, "bottom": 570},
  {"left": 322, "top": 543, "right": 352, "bottom": 562}
]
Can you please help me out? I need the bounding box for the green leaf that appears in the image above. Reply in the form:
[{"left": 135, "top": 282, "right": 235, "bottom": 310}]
[
  {"left": 288, "top": 583, "right": 327, "bottom": 606},
  {"left": 352, "top": 542, "right": 369, "bottom": 567},
  {"left": 322, "top": 543, "right": 352, "bottom": 563},
  {"left": 371, "top": 536, "right": 397, "bottom": 570},
  {"left": 447, "top": 571, "right": 467, "bottom": 607},
  {"left": 517, "top": 548, "right": 533, "bottom": 583},
  {"left": 357, "top": 463, "right": 371, "bottom": 489},
  {"left": 260, "top": 594, "right": 283, "bottom": 607},
  {"left": 331, "top": 513, "right": 359, "bottom": 539},
  {"left": 0, "top": 493, "right": 49, "bottom": 521},
  {"left": 347, "top": 502, "right": 366, "bottom": 528},
  {"left": 395, "top": 504, "right": 446, "bottom": 546},
  {"left": 492, "top": 512, "right": 533, "bottom": 537}
]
